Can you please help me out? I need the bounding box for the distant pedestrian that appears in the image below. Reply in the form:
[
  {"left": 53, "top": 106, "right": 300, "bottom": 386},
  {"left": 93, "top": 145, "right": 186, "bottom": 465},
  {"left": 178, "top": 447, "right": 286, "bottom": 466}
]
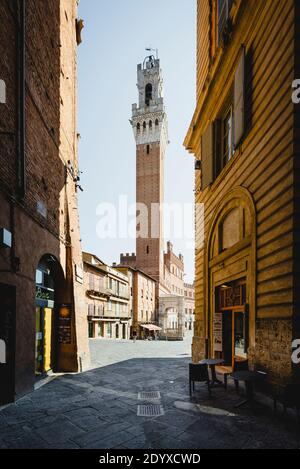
[{"left": 132, "top": 331, "right": 137, "bottom": 343}]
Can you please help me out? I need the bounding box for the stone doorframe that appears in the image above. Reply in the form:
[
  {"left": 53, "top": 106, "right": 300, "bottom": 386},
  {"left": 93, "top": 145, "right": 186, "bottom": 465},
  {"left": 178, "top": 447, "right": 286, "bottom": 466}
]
[{"left": 204, "top": 187, "right": 257, "bottom": 358}]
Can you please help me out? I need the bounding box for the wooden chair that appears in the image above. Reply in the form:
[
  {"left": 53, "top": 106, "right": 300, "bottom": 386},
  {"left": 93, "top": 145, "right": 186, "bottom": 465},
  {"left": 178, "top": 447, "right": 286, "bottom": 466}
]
[
  {"left": 189, "top": 363, "right": 211, "bottom": 397},
  {"left": 216, "top": 359, "right": 249, "bottom": 391}
]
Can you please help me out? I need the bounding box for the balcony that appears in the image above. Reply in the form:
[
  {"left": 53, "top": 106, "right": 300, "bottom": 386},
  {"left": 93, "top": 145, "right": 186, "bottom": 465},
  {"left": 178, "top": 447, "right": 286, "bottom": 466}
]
[{"left": 86, "top": 287, "right": 111, "bottom": 300}]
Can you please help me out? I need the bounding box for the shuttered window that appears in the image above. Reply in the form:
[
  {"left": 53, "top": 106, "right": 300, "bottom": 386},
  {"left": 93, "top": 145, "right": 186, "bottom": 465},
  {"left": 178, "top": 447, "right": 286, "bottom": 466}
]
[
  {"left": 218, "top": 0, "right": 234, "bottom": 44},
  {"left": 201, "top": 124, "right": 214, "bottom": 190},
  {"left": 234, "top": 48, "right": 246, "bottom": 148},
  {"left": 89, "top": 273, "right": 95, "bottom": 290}
]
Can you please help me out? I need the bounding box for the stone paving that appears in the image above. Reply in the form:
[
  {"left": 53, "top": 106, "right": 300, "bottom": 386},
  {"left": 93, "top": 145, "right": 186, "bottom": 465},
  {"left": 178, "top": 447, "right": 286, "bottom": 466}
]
[{"left": 0, "top": 336, "right": 299, "bottom": 449}]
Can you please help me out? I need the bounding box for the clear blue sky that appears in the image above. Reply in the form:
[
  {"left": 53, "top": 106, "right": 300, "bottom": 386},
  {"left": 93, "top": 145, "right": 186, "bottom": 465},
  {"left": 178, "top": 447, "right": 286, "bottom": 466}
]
[{"left": 78, "top": 0, "right": 196, "bottom": 283}]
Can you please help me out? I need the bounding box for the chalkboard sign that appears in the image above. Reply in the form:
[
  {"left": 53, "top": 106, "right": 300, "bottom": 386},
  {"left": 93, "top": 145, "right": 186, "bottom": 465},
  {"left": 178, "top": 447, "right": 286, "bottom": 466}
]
[{"left": 58, "top": 305, "right": 72, "bottom": 345}]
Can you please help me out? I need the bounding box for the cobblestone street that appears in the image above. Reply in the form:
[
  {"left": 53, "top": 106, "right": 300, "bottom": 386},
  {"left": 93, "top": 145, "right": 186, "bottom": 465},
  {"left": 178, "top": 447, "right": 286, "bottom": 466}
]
[{"left": 0, "top": 336, "right": 299, "bottom": 449}]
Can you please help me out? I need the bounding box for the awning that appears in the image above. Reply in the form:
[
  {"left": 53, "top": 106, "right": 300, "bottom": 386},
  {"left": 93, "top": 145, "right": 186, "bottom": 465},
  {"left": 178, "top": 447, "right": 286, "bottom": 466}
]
[{"left": 140, "top": 324, "right": 162, "bottom": 331}]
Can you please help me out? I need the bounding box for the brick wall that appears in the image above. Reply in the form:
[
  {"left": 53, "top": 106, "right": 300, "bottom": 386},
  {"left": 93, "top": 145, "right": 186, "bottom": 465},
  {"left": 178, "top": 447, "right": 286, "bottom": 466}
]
[{"left": 0, "top": 0, "right": 89, "bottom": 400}]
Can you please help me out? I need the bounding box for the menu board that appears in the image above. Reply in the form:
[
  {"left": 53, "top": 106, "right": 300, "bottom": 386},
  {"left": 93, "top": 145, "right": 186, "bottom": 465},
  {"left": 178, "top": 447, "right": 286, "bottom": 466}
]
[
  {"left": 213, "top": 312, "right": 223, "bottom": 353},
  {"left": 58, "top": 305, "right": 72, "bottom": 345}
]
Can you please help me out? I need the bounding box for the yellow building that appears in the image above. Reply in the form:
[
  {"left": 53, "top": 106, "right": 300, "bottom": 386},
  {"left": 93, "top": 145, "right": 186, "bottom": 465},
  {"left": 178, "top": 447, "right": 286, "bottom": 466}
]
[
  {"left": 116, "top": 266, "right": 157, "bottom": 339},
  {"left": 185, "top": 0, "right": 300, "bottom": 387}
]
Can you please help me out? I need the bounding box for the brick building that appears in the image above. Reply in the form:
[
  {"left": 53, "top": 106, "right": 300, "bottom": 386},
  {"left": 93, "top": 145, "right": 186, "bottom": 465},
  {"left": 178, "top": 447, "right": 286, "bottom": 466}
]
[
  {"left": 84, "top": 253, "right": 131, "bottom": 340},
  {"left": 0, "top": 0, "right": 89, "bottom": 404},
  {"left": 184, "top": 0, "right": 300, "bottom": 387}
]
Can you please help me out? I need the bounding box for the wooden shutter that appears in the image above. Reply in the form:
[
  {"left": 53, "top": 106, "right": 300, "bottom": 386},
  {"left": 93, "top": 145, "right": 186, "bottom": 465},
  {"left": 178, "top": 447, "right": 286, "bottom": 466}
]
[
  {"left": 201, "top": 124, "right": 214, "bottom": 190},
  {"left": 214, "top": 120, "right": 222, "bottom": 178},
  {"left": 234, "top": 47, "right": 245, "bottom": 148}
]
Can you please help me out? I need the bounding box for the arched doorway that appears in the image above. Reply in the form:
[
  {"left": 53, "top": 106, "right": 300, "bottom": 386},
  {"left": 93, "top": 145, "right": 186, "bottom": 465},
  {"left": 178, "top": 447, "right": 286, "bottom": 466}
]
[
  {"left": 159, "top": 295, "right": 185, "bottom": 340},
  {"left": 205, "top": 187, "right": 256, "bottom": 365},
  {"left": 35, "top": 255, "right": 65, "bottom": 377}
]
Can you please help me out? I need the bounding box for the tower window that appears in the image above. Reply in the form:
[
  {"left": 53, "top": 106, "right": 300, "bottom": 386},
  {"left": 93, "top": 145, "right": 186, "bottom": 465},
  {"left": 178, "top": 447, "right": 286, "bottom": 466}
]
[
  {"left": 143, "top": 121, "right": 146, "bottom": 130},
  {"left": 155, "top": 119, "right": 159, "bottom": 126},
  {"left": 149, "top": 120, "right": 152, "bottom": 129},
  {"left": 137, "top": 123, "right": 140, "bottom": 132},
  {"left": 145, "top": 83, "right": 153, "bottom": 106},
  {"left": 147, "top": 145, "right": 150, "bottom": 154},
  {"left": 146, "top": 245, "right": 150, "bottom": 254}
]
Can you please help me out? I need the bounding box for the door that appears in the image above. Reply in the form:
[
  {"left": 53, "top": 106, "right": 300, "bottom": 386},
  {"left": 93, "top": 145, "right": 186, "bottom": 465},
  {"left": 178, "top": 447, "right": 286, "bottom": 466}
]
[
  {"left": 35, "top": 307, "right": 43, "bottom": 374},
  {"left": 88, "top": 321, "right": 94, "bottom": 338},
  {"left": 221, "top": 308, "right": 247, "bottom": 367},
  {"left": 0, "top": 284, "right": 16, "bottom": 404},
  {"left": 222, "top": 312, "right": 233, "bottom": 365},
  {"left": 234, "top": 311, "right": 247, "bottom": 360},
  {"left": 35, "top": 307, "right": 53, "bottom": 376}
]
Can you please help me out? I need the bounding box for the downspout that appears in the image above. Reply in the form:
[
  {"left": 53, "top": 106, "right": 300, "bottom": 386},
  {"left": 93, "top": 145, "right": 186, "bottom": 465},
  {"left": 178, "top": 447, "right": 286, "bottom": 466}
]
[{"left": 16, "top": 0, "right": 26, "bottom": 200}]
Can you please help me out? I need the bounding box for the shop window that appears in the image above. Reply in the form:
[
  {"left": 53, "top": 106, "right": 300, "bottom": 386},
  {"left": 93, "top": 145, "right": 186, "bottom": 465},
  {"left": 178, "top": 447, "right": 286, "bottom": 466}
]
[{"left": 88, "top": 322, "right": 94, "bottom": 338}]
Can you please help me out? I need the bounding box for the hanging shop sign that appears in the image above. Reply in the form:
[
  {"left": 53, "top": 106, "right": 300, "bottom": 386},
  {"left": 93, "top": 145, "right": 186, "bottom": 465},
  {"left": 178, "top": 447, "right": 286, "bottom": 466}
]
[{"left": 35, "top": 286, "right": 54, "bottom": 308}]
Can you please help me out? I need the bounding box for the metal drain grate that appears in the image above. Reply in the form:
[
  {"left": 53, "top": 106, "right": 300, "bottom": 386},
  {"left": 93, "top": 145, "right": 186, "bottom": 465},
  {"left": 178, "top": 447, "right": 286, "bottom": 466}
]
[
  {"left": 137, "top": 404, "right": 164, "bottom": 417},
  {"left": 138, "top": 391, "right": 161, "bottom": 401}
]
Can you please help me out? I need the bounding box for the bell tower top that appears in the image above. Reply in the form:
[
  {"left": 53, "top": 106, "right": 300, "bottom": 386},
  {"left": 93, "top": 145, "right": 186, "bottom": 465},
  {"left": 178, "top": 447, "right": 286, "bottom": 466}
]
[
  {"left": 136, "top": 56, "right": 163, "bottom": 109},
  {"left": 131, "top": 55, "right": 168, "bottom": 147}
]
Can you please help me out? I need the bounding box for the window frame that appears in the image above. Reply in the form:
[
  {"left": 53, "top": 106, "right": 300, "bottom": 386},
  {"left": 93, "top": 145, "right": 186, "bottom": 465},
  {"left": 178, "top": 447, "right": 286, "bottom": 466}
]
[{"left": 221, "top": 104, "right": 234, "bottom": 169}]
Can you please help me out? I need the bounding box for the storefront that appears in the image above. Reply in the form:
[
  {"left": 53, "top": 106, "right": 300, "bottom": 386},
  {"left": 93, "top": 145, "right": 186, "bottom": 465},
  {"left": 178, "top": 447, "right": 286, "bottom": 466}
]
[
  {"left": 140, "top": 324, "right": 162, "bottom": 339},
  {"left": 35, "top": 261, "right": 56, "bottom": 377},
  {"left": 213, "top": 281, "right": 248, "bottom": 367}
]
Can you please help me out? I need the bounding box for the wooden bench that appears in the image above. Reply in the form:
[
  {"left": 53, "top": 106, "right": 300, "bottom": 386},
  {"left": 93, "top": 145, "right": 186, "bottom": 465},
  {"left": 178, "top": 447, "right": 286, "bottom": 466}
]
[{"left": 216, "top": 360, "right": 249, "bottom": 391}]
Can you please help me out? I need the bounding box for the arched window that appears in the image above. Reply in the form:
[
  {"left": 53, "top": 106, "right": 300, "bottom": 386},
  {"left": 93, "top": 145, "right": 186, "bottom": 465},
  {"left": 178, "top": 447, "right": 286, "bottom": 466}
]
[
  {"left": 145, "top": 83, "right": 153, "bottom": 106},
  {"left": 143, "top": 121, "right": 146, "bottom": 130},
  {"left": 137, "top": 123, "right": 140, "bottom": 132},
  {"left": 155, "top": 119, "right": 159, "bottom": 126},
  {"left": 149, "top": 120, "right": 152, "bottom": 129}
]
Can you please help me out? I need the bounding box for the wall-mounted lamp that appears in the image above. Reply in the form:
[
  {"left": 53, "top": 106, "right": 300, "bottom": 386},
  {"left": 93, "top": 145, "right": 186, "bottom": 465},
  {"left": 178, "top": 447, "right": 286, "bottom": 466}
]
[
  {"left": 0, "top": 79, "right": 6, "bottom": 104},
  {"left": 0, "top": 228, "right": 12, "bottom": 248}
]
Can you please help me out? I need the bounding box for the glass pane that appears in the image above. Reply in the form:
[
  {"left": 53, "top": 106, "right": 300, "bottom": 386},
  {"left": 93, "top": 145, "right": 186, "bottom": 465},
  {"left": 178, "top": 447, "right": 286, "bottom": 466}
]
[{"left": 234, "top": 313, "right": 247, "bottom": 358}]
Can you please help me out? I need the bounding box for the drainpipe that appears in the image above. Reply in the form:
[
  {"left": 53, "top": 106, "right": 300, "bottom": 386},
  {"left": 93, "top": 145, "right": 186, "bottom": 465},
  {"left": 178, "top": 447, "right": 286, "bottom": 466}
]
[{"left": 16, "top": 0, "right": 26, "bottom": 199}]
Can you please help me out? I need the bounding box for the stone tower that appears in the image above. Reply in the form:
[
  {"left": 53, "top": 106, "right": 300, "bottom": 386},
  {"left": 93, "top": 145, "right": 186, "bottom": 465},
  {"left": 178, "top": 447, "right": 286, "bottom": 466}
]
[{"left": 131, "top": 55, "right": 168, "bottom": 291}]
